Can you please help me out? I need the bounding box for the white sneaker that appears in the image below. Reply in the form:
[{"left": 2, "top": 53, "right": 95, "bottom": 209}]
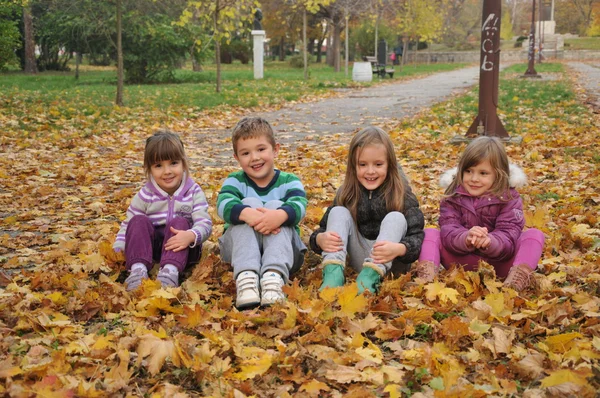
[
  {"left": 236, "top": 271, "right": 260, "bottom": 309},
  {"left": 260, "top": 272, "right": 285, "bottom": 306}
]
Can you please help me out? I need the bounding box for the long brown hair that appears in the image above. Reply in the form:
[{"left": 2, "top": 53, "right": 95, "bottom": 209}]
[
  {"left": 338, "top": 127, "right": 406, "bottom": 222},
  {"left": 445, "top": 136, "right": 510, "bottom": 197},
  {"left": 143, "top": 129, "right": 189, "bottom": 179}
]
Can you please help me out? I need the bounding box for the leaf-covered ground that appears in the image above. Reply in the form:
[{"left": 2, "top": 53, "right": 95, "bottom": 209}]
[{"left": 1, "top": 65, "right": 599, "bottom": 397}]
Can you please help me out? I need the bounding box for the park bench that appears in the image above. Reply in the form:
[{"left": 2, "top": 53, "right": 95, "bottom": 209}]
[{"left": 364, "top": 56, "right": 394, "bottom": 78}]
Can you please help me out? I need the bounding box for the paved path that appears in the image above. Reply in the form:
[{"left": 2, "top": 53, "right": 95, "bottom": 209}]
[
  {"left": 567, "top": 62, "right": 600, "bottom": 108},
  {"left": 251, "top": 65, "right": 482, "bottom": 146},
  {"left": 199, "top": 62, "right": 600, "bottom": 167}
]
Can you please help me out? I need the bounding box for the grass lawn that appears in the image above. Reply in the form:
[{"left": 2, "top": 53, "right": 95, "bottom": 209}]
[
  {"left": 564, "top": 36, "right": 600, "bottom": 50},
  {"left": 426, "top": 62, "right": 583, "bottom": 134}
]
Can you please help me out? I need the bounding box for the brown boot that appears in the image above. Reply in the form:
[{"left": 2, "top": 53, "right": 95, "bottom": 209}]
[
  {"left": 504, "top": 264, "right": 534, "bottom": 291},
  {"left": 411, "top": 261, "right": 439, "bottom": 283}
]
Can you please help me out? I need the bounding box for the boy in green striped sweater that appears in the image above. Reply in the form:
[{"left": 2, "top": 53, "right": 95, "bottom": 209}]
[{"left": 217, "top": 117, "right": 307, "bottom": 309}]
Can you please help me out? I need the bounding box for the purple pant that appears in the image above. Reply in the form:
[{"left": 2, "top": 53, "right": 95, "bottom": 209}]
[
  {"left": 125, "top": 215, "right": 201, "bottom": 273},
  {"left": 419, "top": 228, "right": 545, "bottom": 278}
]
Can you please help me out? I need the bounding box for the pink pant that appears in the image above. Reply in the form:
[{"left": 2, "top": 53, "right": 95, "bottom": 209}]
[{"left": 419, "top": 228, "right": 545, "bottom": 278}]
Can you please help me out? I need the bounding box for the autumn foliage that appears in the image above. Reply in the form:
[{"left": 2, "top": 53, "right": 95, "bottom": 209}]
[{"left": 1, "top": 66, "right": 599, "bottom": 397}]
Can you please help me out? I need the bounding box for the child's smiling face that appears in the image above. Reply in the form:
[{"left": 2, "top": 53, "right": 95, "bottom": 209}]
[
  {"left": 462, "top": 159, "right": 495, "bottom": 197},
  {"left": 150, "top": 159, "right": 184, "bottom": 195},
  {"left": 234, "top": 136, "right": 280, "bottom": 187},
  {"left": 355, "top": 144, "right": 389, "bottom": 191}
]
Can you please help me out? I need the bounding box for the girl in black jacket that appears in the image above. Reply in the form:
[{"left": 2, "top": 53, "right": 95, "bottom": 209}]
[{"left": 309, "top": 127, "right": 424, "bottom": 293}]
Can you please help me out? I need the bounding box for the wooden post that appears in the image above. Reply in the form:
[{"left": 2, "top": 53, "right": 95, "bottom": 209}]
[{"left": 464, "top": 0, "right": 508, "bottom": 138}]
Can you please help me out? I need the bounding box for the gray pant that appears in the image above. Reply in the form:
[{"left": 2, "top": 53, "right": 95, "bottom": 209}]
[
  {"left": 322, "top": 206, "right": 407, "bottom": 275},
  {"left": 219, "top": 198, "right": 306, "bottom": 282}
]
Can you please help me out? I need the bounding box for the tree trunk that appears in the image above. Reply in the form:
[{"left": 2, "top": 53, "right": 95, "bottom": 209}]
[
  {"left": 191, "top": 44, "right": 202, "bottom": 71},
  {"left": 75, "top": 52, "right": 82, "bottom": 80},
  {"left": 333, "top": 22, "right": 342, "bottom": 72},
  {"left": 303, "top": 8, "right": 308, "bottom": 80},
  {"left": 326, "top": 22, "right": 334, "bottom": 66},
  {"left": 316, "top": 36, "right": 324, "bottom": 63},
  {"left": 402, "top": 37, "right": 409, "bottom": 68},
  {"left": 374, "top": 12, "right": 379, "bottom": 59},
  {"left": 115, "top": 0, "right": 124, "bottom": 106},
  {"left": 279, "top": 37, "right": 285, "bottom": 61},
  {"left": 214, "top": 1, "right": 221, "bottom": 93},
  {"left": 23, "top": 6, "right": 37, "bottom": 74},
  {"left": 344, "top": 15, "right": 349, "bottom": 76}
]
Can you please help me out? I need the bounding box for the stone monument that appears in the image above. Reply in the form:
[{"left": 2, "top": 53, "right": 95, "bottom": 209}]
[{"left": 252, "top": 9, "right": 265, "bottom": 79}]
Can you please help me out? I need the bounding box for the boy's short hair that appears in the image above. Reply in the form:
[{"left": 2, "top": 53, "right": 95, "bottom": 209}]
[
  {"left": 231, "top": 117, "right": 276, "bottom": 154},
  {"left": 144, "top": 129, "right": 189, "bottom": 178}
]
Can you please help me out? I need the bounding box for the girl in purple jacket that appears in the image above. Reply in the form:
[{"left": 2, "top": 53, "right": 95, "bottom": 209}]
[
  {"left": 114, "top": 130, "right": 212, "bottom": 291},
  {"left": 414, "top": 137, "right": 544, "bottom": 291}
]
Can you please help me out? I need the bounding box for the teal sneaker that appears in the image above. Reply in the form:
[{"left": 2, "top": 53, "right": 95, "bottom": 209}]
[
  {"left": 319, "top": 262, "right": 345, "bottom": 290},
  {"left": 356, "top": 264, "right": 383, "bottom": 294}
]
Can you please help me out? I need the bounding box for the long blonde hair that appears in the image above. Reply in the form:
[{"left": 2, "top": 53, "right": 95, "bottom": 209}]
[
  {"left": 445, "top": 136, "right": 510, "bottom": 197},
  {"left": 338, "top": 127, "right": 406, "bottom": 222}
]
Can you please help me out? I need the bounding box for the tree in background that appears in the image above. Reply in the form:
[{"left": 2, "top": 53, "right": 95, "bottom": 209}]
[
  {"left": 22, "top": 1, "right": 37, "bottom": 73},
  {"left": 260, "top": 0, "right": 301, "bottom": 61},
  {"left": 180, "top": 0, "right": 257, "bottom": 93},
  {"left": 0, "top": 2, "right": 21, "bottom": 70},
  {"left": 501, "top": 6, "right": 514, "bottom": 40},
  {"left": 392, "top": 0, "right": 445, "bottom": 64},
  {"left": 351, "top": 19, "right": 395, "bottom": 60},
  {"left": 441, "top": 0, "right": 482, "bottom": 50}
]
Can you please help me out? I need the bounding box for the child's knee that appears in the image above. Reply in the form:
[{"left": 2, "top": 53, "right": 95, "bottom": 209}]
[
  {"left": 166, "top": 216, "right": 190, "bottom": 230},
  {"left": 522, "top": 228, "right": 545, "bottom": 245},
  {"left": 263, "top": 200, "right": 284, "bottom": 210},
  {"left": 384, "top": 211, "right": 407, "bottom": 225},
  {"left": 329, "top": 206, "right": 352, "bottom": 219},
  {"left": 129, "top": 214, "right": 152, "bottom": 228},
  {"left": 241, "top": 197, "right": 263, "bottom": 208}
]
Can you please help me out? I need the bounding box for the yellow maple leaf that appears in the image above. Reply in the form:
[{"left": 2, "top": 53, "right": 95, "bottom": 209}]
[
  {"left": 299, "top": 379, "right": 330, "bottom": 394},
  {"left": 0, "top": 357, "right": 23, "bottom": 378},
  {"left": 525, "top": 207, "right": 548, "bottom": 229},
  {"left": 384, "top": 384, "right": 402, "bottom": 398},
  {"left": 234, "top": 353, "right": 273, "bottom": 380},
  {"left": 424, "top": 282, "right": 459, "bottom": 304},
  {"left": 281, "top": 303, "right": 297, "bottom": 330},
  {"left": 540, "top": 369, "right": 591, "bottom": 388},
  {"left": 484, "top": 293, "right": 511, "bottom": 317},
  {"left": 338, "top": 284, "right": 367, "bottom": 318},
  {"left": 543, "top": 332, "right": 583, "bottom": 353}
]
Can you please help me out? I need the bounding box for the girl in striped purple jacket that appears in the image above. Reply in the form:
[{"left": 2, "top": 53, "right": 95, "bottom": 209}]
[{"left": 114, "top": 129, "right": 212, "bottom": 291}]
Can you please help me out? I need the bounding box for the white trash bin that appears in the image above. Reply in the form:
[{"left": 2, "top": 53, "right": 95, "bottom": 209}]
[{"left": 352, "top": 62, "right": 372, "bottom": 82}]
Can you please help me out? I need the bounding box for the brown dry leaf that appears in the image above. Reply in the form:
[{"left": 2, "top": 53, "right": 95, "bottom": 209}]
[{"left": 137, "top": 334, "right": 179, "bottom": 376}]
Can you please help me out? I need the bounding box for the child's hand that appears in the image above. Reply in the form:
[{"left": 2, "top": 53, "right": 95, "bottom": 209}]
[
  {"left": 239, "top": 207, "right": 264, "bottom": 227},
  {"left": 316, "top": 231, "right": 343, "bottom": 252},
  {"left": 466, "top": 226, "right": 488, "bottom": 248},
  {"left": 472, "top": 235, "right": 491, "bottom": 250},
  {"left": 371, "top": 241, "right": 406, "bottom": 264},
  {"left": 165, "top": 227, "right": 195, "bottom": 252},
  {"left": 253, "top": 208, "right": 288, "bottom": 235}
]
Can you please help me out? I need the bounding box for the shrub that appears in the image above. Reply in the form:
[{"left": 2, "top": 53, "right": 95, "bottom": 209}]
[{"left": 289, "top": 54, "right": 308, "bottom": 68}]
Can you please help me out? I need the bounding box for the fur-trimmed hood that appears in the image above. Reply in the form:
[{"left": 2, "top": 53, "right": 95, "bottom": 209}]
[{"left": 439, "top": 163, "right": 527, "bottom": 189}]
